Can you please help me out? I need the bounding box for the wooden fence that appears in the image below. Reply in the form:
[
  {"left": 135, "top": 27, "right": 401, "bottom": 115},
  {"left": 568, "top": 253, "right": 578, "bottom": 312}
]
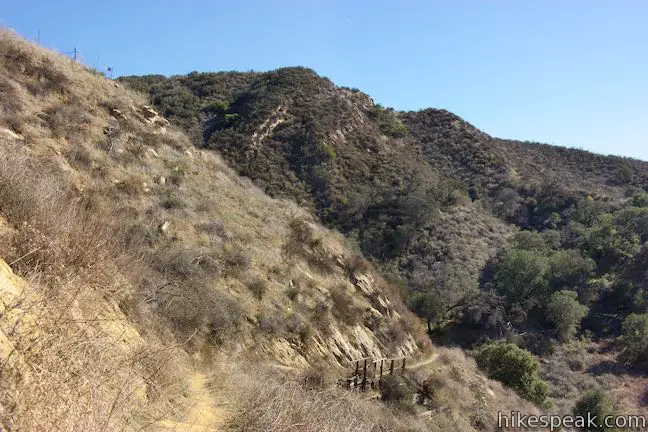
[{"left": 342, "top": 356, "right": 408, "bottom": 391}]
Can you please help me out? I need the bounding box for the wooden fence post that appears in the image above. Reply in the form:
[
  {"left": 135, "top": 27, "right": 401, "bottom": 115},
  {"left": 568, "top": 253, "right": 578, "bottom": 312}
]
[
  {"left": 354, "top": 360, "right": 359, "bottom": 388},
  {"left": 361, "top": 359, "right": 367, "bottom": 391}
]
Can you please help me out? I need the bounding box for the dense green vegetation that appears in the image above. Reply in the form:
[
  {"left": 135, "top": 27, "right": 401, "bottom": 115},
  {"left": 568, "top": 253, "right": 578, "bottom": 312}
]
[
  {"left": 475, "top": 342, "right": 549, "bottom": 406},
  {"left": 572, "top": 389, "right": 616, "bottom": 432},
  {"left": 442, "top": 192, "right": 648, "bottom": 358},
  {"left": 620, "top": 313, "right": 648, "bottom": 367}
]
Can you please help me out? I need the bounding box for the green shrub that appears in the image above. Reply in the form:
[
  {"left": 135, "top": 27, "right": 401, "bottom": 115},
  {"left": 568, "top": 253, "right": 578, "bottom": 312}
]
[
  {"left": 378, "top": 117, "right": 408, "bottom": 138},
  {"left": 572, "top": 198, "right": 608, "bottom": 227},
  {"left": 580, "top": 215, "right": 640, "bottom": 271},
  {"left": 615, "top": 164, "right": 635, "bottom": 185},
  {"left": 475, "top": 342, "right": 549, "bottom": 406},
  {"left": 493, "top": 248, "right": 549, "bottom": 305},
  {"left": 546, "top": 290, "right": 589, "bottom": 340},
  {"left": 630, "top": 191, "right": 648, "bottom": 207},
  {"left": 548, "top": 250, "right": 595, "bottom": 292},
  {"left": 619, "top": 313, "right": 648, "bottom": 365},
  {"left": 511, "top": 230, "right": 551, "bottom": 253},
  {"left": 572, "top": 388, "right": 615, "bottom": 432}
]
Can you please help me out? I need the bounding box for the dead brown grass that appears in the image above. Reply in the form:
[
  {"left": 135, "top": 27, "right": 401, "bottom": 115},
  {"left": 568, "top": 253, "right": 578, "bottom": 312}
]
[
  {"left": 0, "top": 141, "right": 126, "bottom": 292},
  {"left": 0, "top": 262, "right": 189, "bottom": 431},
  {"left": 215, "top": 361, "right": 431, "bottom": 432}
]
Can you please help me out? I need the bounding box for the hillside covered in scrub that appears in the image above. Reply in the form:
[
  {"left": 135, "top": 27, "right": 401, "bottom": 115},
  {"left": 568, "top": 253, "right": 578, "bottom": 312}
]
[
  {"left": 1, "top": 25, "right": 648, "bottom": 430},
  {"left": 121, "top": 66, "right": 648, "bottom": 416},
  {"left": 0, "top": 29, "right": 556, "bottom": 431}
]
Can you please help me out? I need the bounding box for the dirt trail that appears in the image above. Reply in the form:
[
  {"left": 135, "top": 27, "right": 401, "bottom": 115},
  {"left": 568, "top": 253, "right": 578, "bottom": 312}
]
[
  {"left": 408, "top": 352, "right": 439, "bottom": 370},
  {"left": 156, "top": 371, "right": 227, "bottom": 431}
]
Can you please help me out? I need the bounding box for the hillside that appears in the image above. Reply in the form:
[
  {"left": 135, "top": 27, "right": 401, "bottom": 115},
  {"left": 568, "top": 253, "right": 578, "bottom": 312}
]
[
  {"left": 119, "top": 69, "right": 648, "bottom": 284},
  {"left": 119, "top": 69, "right": 648, "bottom": 317},
  {"left": 120, "top": 66, "right": 648, "bottom": 417},
  {"left": 0, "top": 30, "right": 560, "bottom": 431}
]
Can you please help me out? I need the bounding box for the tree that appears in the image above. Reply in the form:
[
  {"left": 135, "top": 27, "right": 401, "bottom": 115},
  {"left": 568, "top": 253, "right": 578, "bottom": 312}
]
[
  {"left": 572, "top": 198, "right": 608, "bottom": 227},
  {"left": 615, "top": 207, "right": 648, "bottom": 243},
  {"left": 619, "top": 313, "right": 648, "bottom": 365},
  {"left": 547, "top": 290, "right": 589, "bottom": 340},
  {"left": 548, "top": 249, "right": 595, "bottom": 292},
  {"left": 615, "top": 164, "right": 635, "bottom": 185},
  {"left": 409, "top": 292, "right": 444, "bottom": 332},
  {"left": 511, "top": 230, "right": 551, "bottom": 254},
  {"left": 630, "top": 190, "right": 648, "bottom": 207},
  {"left": 572, "top": 388, "right": 615, "bottom": 432},
  {"left": 475, "top": 342, "right": 549, "bottom": 406},
  {"left": 493, "top": 248, "right": 549, "bottom": 305},
  {"left": 581, "top": 215, "right": 640, "bottom": 272}
]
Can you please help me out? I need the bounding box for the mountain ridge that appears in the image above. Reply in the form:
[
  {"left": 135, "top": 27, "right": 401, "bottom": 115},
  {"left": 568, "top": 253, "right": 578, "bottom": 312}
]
[{"left": 119, "top": 67, "right": 648, "bottom": 303}]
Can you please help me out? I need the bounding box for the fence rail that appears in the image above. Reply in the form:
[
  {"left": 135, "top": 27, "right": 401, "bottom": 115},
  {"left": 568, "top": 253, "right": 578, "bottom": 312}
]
[{"left": 341, "top": 356, "right": 408, "bottom": 391}]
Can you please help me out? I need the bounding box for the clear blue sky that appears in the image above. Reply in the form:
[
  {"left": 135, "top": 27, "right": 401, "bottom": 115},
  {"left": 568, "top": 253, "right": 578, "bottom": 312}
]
[{"left": 3, "top": 1, "right": 647, "bottom": 160}]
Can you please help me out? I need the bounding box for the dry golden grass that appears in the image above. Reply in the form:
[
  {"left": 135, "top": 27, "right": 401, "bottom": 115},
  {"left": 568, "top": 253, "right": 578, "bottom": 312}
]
[
  {"left": 0, "top": 254, "right": 191, "bottom": 431},
  {"left": 0, "top": 140, "right": 190, "bottom": 431},
  {"left": 214, "top": 360, "right": 431, "bottom": 432}
]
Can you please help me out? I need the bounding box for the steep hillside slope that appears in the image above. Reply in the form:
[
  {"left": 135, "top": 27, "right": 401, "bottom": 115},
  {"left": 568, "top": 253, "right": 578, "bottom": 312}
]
[
  {"left": 121, "top": 67, "right": 648, "bottom": 416},
  {"left": 118, "top": 70, "right": 505, "bottom": 307},
  {"left": 120, "top": 68, "right": 648, "bottom": 323},
  {"left": 0, "top": 30, "right": 423, "bottom": 429},
  {"left": 0, "top": 30, "right": 553, "bottom": 431}
]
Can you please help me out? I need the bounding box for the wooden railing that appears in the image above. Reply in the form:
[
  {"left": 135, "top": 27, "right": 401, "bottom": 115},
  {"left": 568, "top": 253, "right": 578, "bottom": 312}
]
[{"left": 342, "top": 356, "right": 408, "bottom": 391}]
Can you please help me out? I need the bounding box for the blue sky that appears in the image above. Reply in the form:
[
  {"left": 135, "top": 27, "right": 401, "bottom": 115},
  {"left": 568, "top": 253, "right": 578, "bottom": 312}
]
[{"left": 3, "top": 1, "right": 647, "bottom": 160}]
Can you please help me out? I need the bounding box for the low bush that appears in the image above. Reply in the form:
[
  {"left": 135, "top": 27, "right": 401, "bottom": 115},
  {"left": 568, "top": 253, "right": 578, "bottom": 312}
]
[
  {"left": 0, "top": 143, "right": 122, "bottom": 286},
  {"left": 311, "top": 300, "right": 332, "bottom": 334},
  {"left": 284, "top": 216, "right": 335, "bottom": 273},
  {"left": 257, "top": 314, "right": 284, "bottom": 335},
  {"left": 475, "top": 342, "right": 549, "bottom": 406},
  {"left": 572, "top": 388, "right": 616, "bottom": 432},
  {"left": 344, "top": 252, "right": 371, "bottom": 275},
  {"left": 380, "top": 375, "right": 415, "bottom": 412},
  {"left": 245, "top": 276, "right": 268, "bottom": 300},
  {"left": 221, "top": 243, "right": 251, "bottom": 277}
]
